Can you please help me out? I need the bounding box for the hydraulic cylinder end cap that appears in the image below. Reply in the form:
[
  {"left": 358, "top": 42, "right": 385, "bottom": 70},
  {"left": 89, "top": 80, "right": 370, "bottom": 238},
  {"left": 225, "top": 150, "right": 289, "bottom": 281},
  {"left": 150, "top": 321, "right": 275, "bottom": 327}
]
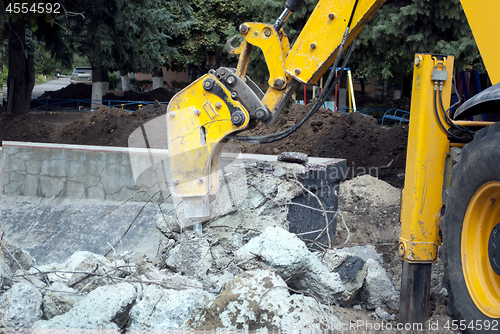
[
  {"left": 398, "top": 242, "right": 405, "bottom": 257},
  {"left": 255, "top": 107, "right": 270, "bottom": 121},
  {"left": 231, "top": 110, "right": 246, "bottom": 126},
  {"left": 203, "top": 79, "right": 215, "bottom": 91}
]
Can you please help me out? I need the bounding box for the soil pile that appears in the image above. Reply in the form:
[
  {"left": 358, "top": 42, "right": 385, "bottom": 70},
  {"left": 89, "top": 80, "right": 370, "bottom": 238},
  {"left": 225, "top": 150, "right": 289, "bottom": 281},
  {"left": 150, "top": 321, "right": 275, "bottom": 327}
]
[
  {"left": 39, "top": 83, "right": 92, "bottom": 100},
  {"left": 233, "top": 102, "right": 408, "bottom": 187},
  {"left": 102, "top": 87, "right": 175, "bottom": 102},
  {"left": 37, "top": 83, "right": 175, "bottom": 103},
  {"left": 3, "top": 104, "right": 167, "bottom": 147},
  {"left": 3, "top": 113, "right": 59, "bottom": 144}
]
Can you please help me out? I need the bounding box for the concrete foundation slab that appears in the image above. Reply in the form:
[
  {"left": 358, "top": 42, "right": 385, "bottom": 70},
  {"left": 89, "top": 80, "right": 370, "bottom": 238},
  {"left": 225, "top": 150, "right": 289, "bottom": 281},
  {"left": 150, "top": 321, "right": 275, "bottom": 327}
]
[{"left": 1, "top": 142, "right": 346, "bottom": 265}]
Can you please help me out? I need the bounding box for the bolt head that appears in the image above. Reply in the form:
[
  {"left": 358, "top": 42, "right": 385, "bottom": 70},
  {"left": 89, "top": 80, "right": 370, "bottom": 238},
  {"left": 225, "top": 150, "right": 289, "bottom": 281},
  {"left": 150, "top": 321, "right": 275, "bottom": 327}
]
[
  {"left": 398, "top": 242, "right": 405, "bottom": 256},
  {"left": 274, "top": 78, "right": 284, "bottom": 87},
  {"left": 295, "top": 68, "right": 301, "bottom": 74},
  {"left": 226, "top": 75, "right": 236, "bottom": 86},
  {"left": 198, "top": 178, "right": 204, "bottom": 183},
  {"left": 239, "top": 24, "right": 249, "bottom": 34},
  {"left": 194, "top": 109, "right": 201, "bottom": 116},
  {"left": 172, "top": 178, "right": 180, "bottom": 185},
  {"left": 415, "top": 56, "right": 422, "bottom": 67},
  {"left": 328, "top": 13, "right": 335, "bottom": 19},
  {"left": 231, "top": 110, "right": 246, "bottom": 126},
  {"left": 231, "top": 91, "right": 238, "bottom": 99},
  {"left": 215, "top": 102, "right": 222, "bottom": 109},
  {"left": 169, "top": 111, "right": 176, "bottom": 118},
  {"left": 264, "top": 28, "right": 272, "bottom": 37},
  {"left": 310, "top": 43, "right": 317, "bottom": 49},
  {"left": 255, "top": 109, "right": 265, "bottom": 119}
]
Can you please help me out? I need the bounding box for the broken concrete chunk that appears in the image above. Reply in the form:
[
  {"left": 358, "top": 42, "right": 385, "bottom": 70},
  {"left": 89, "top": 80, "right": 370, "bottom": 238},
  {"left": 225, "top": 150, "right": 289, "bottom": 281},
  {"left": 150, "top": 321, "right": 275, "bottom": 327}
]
[
  {"left": 30, "top": 251, "right": 127, "bottom": 292},
  {"left": 1, "top": 239, "right": 36, "bottom": 273},
  {"left": 188, "top": 269, "right": 340, "bottom": 331},
  {"left": 235, "top": 226, "right": 344, "bottom": 304},
  {"left": 42, "top": 281, "right": 85, "bottom": 319},
  {"left": 165, "top": 238, "right": 213, "bottom": 276},
  {"left": 34, "top": 282, "right": 137, "bottom": 330},
  {"left": 0, "top": 283, "right": 43, "bottom": 328},
  {"left": 277, "top": 152, "right": 309, "bottom": 164},
  {"left": 340, "top": 174, "right": 401, "bottom": 207},
  {"left": 129, "top": 285, "right": 215, "bottom": 330},
  {"left": 361, "top": 259, "right": 399, "bottom": 311},
  {"left": 155, "top": 213, "right": 181, "bottom": 237},
  {"left": 1, "top": 260, "right": 13, "bottom": 290}
]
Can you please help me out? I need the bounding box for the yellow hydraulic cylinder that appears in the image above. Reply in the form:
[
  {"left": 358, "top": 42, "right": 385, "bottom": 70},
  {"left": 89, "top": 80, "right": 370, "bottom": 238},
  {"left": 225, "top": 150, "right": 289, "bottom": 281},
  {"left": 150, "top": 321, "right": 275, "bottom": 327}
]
[{"left": 398, "top": 54, "right": 454, "bottom": 263}]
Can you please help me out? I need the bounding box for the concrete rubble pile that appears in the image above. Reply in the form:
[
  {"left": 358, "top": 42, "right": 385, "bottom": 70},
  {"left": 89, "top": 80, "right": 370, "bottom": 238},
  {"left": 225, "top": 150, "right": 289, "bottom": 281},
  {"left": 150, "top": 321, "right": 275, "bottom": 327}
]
[{"left": 0, "top": 159, "right": 402, "bottom": 331}]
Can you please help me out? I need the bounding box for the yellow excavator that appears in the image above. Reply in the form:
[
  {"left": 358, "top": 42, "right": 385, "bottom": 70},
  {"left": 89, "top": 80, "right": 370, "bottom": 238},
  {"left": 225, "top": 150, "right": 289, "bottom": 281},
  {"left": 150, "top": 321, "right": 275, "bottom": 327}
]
[{"left": 165, "top": 0, "right": 500, "bottom": 331}]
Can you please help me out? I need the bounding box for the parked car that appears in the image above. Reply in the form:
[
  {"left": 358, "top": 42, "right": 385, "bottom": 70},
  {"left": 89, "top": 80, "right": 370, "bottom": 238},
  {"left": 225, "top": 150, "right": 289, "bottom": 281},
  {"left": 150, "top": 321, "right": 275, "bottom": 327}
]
[{"left": 70, "top": 67, "right": 92, "bottom": 84}]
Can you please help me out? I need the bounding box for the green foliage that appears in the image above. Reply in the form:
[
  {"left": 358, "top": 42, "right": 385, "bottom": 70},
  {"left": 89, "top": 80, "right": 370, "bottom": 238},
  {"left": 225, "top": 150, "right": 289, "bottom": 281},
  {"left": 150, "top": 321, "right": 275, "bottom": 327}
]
[
  {"left": 68, "top": 0, "right": 193, "bottom": 73},
  {"left": 1, "top": 67, "right": 8, "bottom": 84},
  {"left": 34, "top": 73, "right": 47, "bottom": 83},
  {"left": 352, "top": 0, "right": 482, "bottom": 81},
  {"left": 165, "top": 0, "right": 253, "bottom": 72},
  {"left": 108, "top": 72, "right": 119, "bottom": 90}
]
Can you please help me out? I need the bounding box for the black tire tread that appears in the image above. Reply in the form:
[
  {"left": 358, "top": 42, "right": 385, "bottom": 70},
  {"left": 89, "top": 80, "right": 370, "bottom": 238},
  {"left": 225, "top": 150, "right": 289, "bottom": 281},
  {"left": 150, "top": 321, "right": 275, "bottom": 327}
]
[{"left": 442, "top": 121, "right": 500, "bottom": 334}]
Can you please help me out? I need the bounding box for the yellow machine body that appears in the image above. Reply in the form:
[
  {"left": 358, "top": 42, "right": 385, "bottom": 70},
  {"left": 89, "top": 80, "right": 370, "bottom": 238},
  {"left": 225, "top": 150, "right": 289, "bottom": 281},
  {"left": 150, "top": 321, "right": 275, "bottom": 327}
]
[
  {"left": 460, "top": 0, "right": 500, "bottom": 84},
  {"left": 166, "top": 74, "right": 249, "bottom": 199},
  {"left": 398, "top": 54, "right": 454, "bottom": 263}
]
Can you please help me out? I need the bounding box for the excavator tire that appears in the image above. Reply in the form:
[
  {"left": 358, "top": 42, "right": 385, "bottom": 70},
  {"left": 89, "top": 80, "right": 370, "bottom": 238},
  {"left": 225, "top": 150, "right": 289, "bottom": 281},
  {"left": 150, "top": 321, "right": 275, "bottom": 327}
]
[{"left": 443, "top": 121, "right": 500, "bottom": 334}]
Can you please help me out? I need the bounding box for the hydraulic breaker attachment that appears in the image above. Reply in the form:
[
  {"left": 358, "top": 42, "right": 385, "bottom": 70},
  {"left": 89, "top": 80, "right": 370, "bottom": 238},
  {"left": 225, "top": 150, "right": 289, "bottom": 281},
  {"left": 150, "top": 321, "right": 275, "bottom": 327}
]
[
  {"left": 398, "top": 54, "right": 454, "bottom": 323},
  {"left": 166, "top": 74, "right": 250, "bottom": 228}
]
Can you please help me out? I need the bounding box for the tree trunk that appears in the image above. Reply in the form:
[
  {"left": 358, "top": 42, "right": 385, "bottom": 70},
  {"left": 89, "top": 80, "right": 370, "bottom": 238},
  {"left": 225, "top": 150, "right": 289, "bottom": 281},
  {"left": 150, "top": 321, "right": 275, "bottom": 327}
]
[
  {"left": 119, "top": 70, "right": 132, "bottom": 91},
  {"left": 7, "top": 17, "right": 35, "bottom": 115},
  {"left": 91, "top": 67, "right": 109, "bottom": 109},
  {"left": 152, "top": 68, "right": 163, "bottom": 90}
]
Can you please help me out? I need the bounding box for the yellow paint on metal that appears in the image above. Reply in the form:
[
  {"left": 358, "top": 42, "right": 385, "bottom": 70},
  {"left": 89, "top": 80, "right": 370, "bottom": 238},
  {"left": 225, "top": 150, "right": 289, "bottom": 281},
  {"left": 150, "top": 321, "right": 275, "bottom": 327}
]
[
  {"left": 166, "top": 74, "right": 249, "bottom": 197},
  {"left": 399, "top": 54, "right": 454, "bottom": 263},
  {"left": 284, "top": 0, "right": 386, "bottom": 84},
  {"left": 461, "top": 0, "right": 500, "bottom": 84},
  {"left": 461, "top": 181, "right": 500, "bottom": 318},
  {"left": 241, "top": 22, "right": 290, "bottom": 88}
]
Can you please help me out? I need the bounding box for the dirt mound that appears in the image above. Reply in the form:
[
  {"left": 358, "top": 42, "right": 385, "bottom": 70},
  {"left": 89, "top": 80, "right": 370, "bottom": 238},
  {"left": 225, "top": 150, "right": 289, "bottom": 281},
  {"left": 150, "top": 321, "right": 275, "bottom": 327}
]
[
  {"left": 103, "top": 87, "right": 175, "bottom": 102},
  {"left": 39, "top": 83, "right": 92, "bottom": 100},
  {"left": 37, "top": 84, "right": 175, "bottom": 109},
  {"left": 3, "top": 113, "right": 59, "bottom": 143},
  {"left": 59, "top": 105, "right": 167, "bottom": 147},
  {"left": 312, "top": 112, "right": 408, "bottom": 188},
  {"left": 3, "top": 104, "right": 167, "bottom": 147},
  {"left": 233, "top": 102, "right": 408, "bottom": 188}
]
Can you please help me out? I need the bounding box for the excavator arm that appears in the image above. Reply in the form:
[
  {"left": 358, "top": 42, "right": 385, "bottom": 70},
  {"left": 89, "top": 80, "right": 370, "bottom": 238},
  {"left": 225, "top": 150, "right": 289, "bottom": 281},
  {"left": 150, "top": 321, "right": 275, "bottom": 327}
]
[{"left": 166, "top": 0, "right": 385, "bottom": 226}]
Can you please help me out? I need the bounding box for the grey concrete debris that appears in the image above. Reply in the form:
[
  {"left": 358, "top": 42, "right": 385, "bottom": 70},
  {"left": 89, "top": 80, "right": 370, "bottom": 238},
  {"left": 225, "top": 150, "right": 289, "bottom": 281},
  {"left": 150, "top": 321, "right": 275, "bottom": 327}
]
[
  {"left": 235, "top": 226, "right": 345, "bottom": 304},
  {"left": 362, "top": 258, "right": 400, "bottom": 311},
  {"left": 1, "top": 260, "right": 13, "bottom": 290},
  {"left": 277, "top": 152, "right": 309, "bottom": 164},
  {"left": 42, "top": 282, "right": 85, "bottom": 319},
  {"left": 0, "top": 283, "right": 43, "bottom": 328},
  {"left": 30, "top": 251, "right": 128, "bottom": 292},
  {"left": 165, "top": 238, "right": 213, "bottom": 276},
  {"left": 129, "top": 285, "right": 215, "bottom": 330},
  {"left": 188, "top": 269, "right": 341, "bottom": 331},
  {"left": 34, "top": 282, "right": 137, "bottom": 330},
  {"left": 1, "top": 240, "right": 36, "bottom": 291}
]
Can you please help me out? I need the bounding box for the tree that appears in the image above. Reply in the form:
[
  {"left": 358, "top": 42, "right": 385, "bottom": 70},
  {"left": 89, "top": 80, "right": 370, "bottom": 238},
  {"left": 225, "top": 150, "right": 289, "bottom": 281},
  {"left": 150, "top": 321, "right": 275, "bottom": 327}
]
[
  {"left": 64, "top": 0, "right": 192, "bottom": 101},
  {"left": 352, "top": 0, "right": 482, "bottom": 95},
  {"left": 4, "top": 0, "right": 72, "bottom": 115}
]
